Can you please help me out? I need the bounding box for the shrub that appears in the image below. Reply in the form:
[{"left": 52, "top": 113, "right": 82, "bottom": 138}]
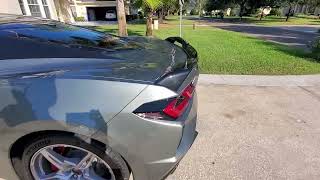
[
  {"left": 75, "top": 17, "right": 85, "bottom": 21},
  {"left": 190, "top": 9, "right": 199, "bottom": 15},
  {"left": 126, "top": 14, "right": 138, "bottom": 21},
  {"left": 270, "top": 8, "right": 281, "bottom": 16},
  {"left": 248, "top": 8, "right": 260, "bottom": 17},
  {"left": 138, "top": 11, "right": 144, "bottom": 19},
  {"left": 230, "top": 9, "right": 236, "bottom": 16},
  {"left": 311, "top": 36, "right": 320, "bottom": 60}
]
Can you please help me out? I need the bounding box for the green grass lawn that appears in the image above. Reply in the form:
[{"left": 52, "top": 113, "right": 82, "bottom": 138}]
[{"left": 96, "top": 20, "right": 320, "bottom": 75}]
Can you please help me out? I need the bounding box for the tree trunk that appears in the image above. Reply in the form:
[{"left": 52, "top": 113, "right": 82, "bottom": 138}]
[
  {"left": 239, "top": 3, "right": 245, "bottom": 21},
  {"left": 158, "top": 8, "right": 164, "bottom": 24},
  {"left": 116, "top": 0, "right": 128, "bottom": 36},
  {"left": 163, "top": 8, "right": 167, "bottom": 20},
  {"left": 301, "top": 5, "right": 306, "bottom": 14},
  {"left": 286, "top": 5, "right": 292, "bottom": 22},
  {"left": 198, "top": 0, "right": 201, "bottom": 17},
  {"left": 146, "top": 11, "right": 153, "bottom": 36},
  {"left": 260, "top": 8, "right": 265, "bottom": 21},
  {"left": 54, "top": 0, "right": 75, "bottom": 23},
  {"left": 220, "top": 12, "right": 224, "bottom": 19}
]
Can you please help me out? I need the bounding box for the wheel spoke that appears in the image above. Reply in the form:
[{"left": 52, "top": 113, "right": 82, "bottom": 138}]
[
  {"left": 40, "top": 148, "right": 68, "bottom": 170},
  {"left": 75, "top": 152, "right": 95, "bottom": 170},
  {"left": 39, "top": 172, "right": 62, "bottom": 180}
]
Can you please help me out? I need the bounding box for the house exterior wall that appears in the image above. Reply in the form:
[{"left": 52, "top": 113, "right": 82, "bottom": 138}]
[
  {"left": 0, "top": 0, "right": 59, "bottom": 20},
  {"left": 1, "top": 0, "right": 135, "bottom": 22},
  {"left": 0, "top": 0, "right": 23, "bottom": 15},
  {"left": 0, "top": 0, "right": 75, "bottom": 22}
]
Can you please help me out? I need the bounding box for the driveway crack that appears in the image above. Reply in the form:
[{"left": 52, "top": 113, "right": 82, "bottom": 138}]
[{"left": 299, "top": 86, "right": 320, "bottom": 102}]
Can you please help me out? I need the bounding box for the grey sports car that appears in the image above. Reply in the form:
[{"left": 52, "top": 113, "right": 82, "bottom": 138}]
[{"left": 0, "top": 14, "right": 198, "bottom": 180}]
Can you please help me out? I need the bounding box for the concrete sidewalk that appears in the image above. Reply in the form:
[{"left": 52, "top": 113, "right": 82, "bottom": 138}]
[{"left": 199, "top": 74, "right": 320, "bottom": 87}]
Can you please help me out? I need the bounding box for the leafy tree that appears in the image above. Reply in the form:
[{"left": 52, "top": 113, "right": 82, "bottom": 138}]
[
  {"left": 257, "top": 0, "right": 282, "bottom": 20},
  {"left": 205, "top": 0, "right": 233, "bottom": 11},
  {"left": 235, "top": 0, "right": 249, "bottom": 20},
  {"left": 133, "top": 0, "right": 162, "bottom": 36},
  {"left": 304, "top": 0, "right": 320, "bottom": 15},
  {"left": 157, "top": 0, "right": 177, "bottom": 23},
  {"left": 205, "top": 0, "right": 234, "bottom": 18},
  {"left": 233, "top": 0, "right": 259, "bottom": 20},
  {"left": 231, "top": 0, "right": 261, "bottom": 19},
  {"left": 231, "top": 0, "right": 280, "bottom": 20},
  {"left": 205, "top": 0, "right": 259, "bottom": 20},
  {"left": 281, "top": 0, "right": 300, "bottom": 21}
]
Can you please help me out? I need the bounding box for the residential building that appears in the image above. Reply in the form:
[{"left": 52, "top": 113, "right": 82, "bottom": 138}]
[
  {"left": 1, "top": 0, "right": 136, "bottom": 22},
  {"left": 72, "top": 0, "right": 119, "bottom": 21},
  {"left": 0, "top": 0, "right": 74, "bottom": 22},
  {"left": 72, "top": 0, "right": 137, "bottom": 22},
  {"left": 1, "top": 0, "right": 58, "bottom": 20},
  {"left": 0, "top": 0, "right": 22, "bottom": 15}
]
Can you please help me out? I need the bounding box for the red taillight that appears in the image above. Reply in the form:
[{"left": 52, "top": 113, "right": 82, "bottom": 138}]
[{"left": 163, "top": 84, "right": 195, "bottom": 119}]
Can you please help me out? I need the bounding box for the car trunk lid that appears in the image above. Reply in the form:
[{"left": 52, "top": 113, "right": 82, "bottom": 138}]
[{"left": 0, "top": 22, "right": 197, "bottom": 87}]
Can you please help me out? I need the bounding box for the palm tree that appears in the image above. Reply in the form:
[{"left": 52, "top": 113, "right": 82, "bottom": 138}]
[
  {"left": 117, "top": 0, "right": 128, "bottom": 36},
  {"left": 134, "top": 0, "right": 162, "bottom": 36},
  {"left": 53, "top": 0, "right": 75, "bottom": 23}
]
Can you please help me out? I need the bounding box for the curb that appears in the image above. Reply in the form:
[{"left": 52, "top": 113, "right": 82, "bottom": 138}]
[{"left": 198, "top": 74, "right": 320, "bottom": 87}]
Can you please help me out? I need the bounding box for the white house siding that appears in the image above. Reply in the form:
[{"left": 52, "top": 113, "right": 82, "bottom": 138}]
[
  {"left": 0, "top": 0, "right": 60, "bottom": 20},
  {"left": 0, "top": 0, "right": 23, "bottom": 15},
  {"left": 0, "top": 0, "right": 76, "bottom": 22}
]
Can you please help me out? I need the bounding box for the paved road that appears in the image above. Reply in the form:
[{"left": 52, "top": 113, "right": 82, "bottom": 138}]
[
  {"left": 213, "top": 24, "right": 319, "bottom": 50},
  {"left": 167, "top": 80, "right": 320, "bottom": 180}
]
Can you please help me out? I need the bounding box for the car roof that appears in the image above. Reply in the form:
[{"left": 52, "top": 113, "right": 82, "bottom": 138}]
[{"left": 0, "top": 13, "right": 54, "bottom": 25}]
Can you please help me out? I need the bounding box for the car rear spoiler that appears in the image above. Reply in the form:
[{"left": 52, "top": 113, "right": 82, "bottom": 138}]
[
  {"left": 165, "top": 37, "right": 198, "bottom": 60},
  {"left": 156, "top": 37, "right": 199, "bottom": 91}
]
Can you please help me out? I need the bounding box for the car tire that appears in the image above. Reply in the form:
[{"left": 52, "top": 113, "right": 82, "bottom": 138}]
[{"left": 13, "top": 134, "right": 130, "bottom": 180}]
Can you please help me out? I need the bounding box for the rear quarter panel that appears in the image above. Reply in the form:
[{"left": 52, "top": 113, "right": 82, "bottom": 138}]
[
  {"left": 103, "top": 85, "right": 182, "bottom": 180},
  {"left": 0, "top": 76, "right": 146, "bottom": 179}
]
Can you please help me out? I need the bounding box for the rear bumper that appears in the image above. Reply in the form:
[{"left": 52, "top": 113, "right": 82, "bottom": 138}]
[
  {"left": 143, "top": 92, "right": 198, "bottom": 180},
  {"left": 162, "top": 131, "right": 198, "bottom": 180},
  {"left": 105, "top": 86, "right": 198, "bottom": 180}
]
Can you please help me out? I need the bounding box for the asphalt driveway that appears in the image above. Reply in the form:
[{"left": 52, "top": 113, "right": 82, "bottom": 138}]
[
  {"left": 214, "top": 24, "right": 319, "bottom": 50},
  {"left": 167, "top": 76, "right": 320, "bottom": 180}
]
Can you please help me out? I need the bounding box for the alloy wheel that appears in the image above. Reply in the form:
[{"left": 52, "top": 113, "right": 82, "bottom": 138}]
[{"left": 30, "top": 144, "right": 116, "bottom": 180}]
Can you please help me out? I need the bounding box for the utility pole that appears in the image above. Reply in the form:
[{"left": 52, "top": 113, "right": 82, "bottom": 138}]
[{"left": 198, "top": 0, "right": 201, "bottom": 20}]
